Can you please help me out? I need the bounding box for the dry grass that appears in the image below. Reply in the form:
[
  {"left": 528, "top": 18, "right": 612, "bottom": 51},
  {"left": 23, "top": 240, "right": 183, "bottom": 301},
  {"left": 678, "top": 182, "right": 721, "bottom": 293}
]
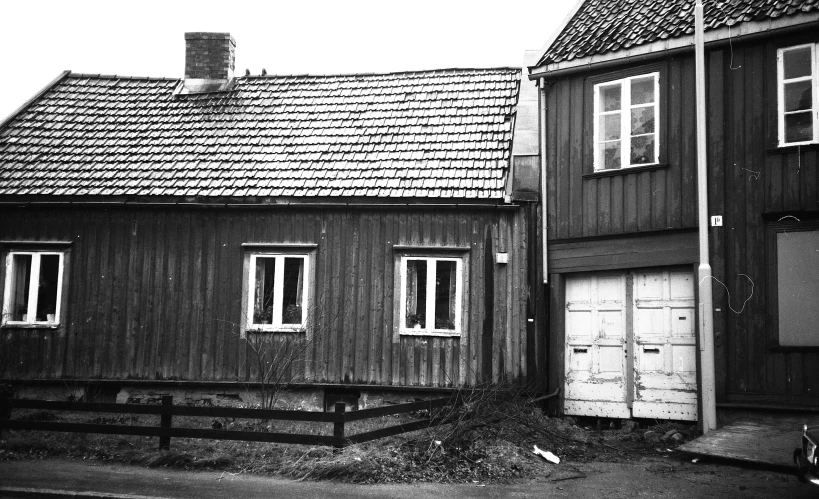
[{"left": 0, "top": 389, "right": 697, "bottom": 484}]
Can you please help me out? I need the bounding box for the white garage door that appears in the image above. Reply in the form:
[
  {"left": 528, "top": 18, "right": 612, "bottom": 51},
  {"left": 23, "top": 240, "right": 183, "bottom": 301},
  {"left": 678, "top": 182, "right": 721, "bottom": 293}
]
[{"left": 564, "top": 268, "right": 698, "bottom": 421}]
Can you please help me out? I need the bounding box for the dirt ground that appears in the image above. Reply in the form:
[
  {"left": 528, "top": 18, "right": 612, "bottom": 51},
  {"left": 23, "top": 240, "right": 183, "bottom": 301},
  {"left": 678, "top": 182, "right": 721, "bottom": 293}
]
[{"left": 0, "top": 455, "right": 815, "bottom": 499}]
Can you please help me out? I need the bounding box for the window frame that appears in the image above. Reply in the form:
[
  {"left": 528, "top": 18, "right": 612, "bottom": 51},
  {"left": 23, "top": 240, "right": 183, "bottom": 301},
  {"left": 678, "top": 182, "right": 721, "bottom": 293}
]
[
  {"left": 777, "top": 43, "right": 819, "bottom": 147},
  {"left": 592, "top": 72, "right": 661, "bottom": 171},
  {"left": 397, "top": 253, "right": 466, "bottom": 337},
  {"left": 2, "top": 249, "right": 66, "bottom": 328},
  {"left": 767, "top": 219, "right": 819, "bottom": 350},
  {"left": 240, "top": 245, "right": 316, "bottom": 337}
]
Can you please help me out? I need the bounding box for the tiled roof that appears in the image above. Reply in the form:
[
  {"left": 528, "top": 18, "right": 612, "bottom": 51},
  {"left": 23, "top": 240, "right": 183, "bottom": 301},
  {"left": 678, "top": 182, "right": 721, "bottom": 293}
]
[
  {"left": 0, "top": 69, "right": 520, "bottom": 199},
  {"left": 539, "top": 0, "right": 819, "bottom": 66}
]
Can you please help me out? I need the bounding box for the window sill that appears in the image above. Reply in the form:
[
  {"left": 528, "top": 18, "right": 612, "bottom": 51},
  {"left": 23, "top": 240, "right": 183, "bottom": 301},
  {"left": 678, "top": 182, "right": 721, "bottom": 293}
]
[
  {"left": 400, "top": 330, "right": 461, "bottom": 338},
  {"left": 769, "top": 345, "right": 819, "bottom": 352},
  {"left": 583, "top": 163, "right": 668, "bottom": 179},
  {"left": 1, "top": 323, "right": 60, "bottom": 330},
  {"left": 767, "top": 143, "right": 819, "bottom": 155},
  {"left": 246, "top": 327, "right": 306, "bottom": 334}
]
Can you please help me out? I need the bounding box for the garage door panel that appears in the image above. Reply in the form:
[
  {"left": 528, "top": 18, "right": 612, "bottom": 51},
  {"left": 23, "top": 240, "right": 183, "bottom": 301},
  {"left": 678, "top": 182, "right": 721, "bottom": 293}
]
[
  {"left": 671, "top": 308, "right": 694, "bottom": 337},
  {"left": 632, "top": 269, "right": 697, "bottom": 421},
  {"left": 672, "top": 345, "right": 697, "bottom": 373},
  {"left": 567, "top": 310, "right": 592, "bottom": 341},
  {"left": 636, "top": 308, "right": 663, "bottom": 337},
  {"left": 635, "top": 272, "right": 664, "bottom": 300},
  {"left": 569, "top": 346, "right": 592, "bottom": 371},
  {"left": 599, "top": 311, "right": 623, "bottom": 339},
  {"left": 669, "top": 272, "right": 695, "bottom": 299},
  {"left": 564, "top": 274, "right": 628, "bottom": 418}
]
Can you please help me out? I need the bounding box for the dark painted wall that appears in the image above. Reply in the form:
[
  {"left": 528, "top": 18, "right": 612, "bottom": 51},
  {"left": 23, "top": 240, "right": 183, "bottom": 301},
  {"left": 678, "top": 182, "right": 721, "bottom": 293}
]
[{"left": 0, "top": 204, "right": 541, "bottom": 389}]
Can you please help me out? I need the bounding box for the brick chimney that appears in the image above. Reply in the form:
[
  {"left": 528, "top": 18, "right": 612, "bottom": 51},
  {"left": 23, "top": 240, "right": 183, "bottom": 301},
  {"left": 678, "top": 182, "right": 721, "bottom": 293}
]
[
  {"left": 178, "top": 32, "right": 236, "bottom": 94},
  {"left": 185, "top": 32, "right": 235, "bottom": 80}
]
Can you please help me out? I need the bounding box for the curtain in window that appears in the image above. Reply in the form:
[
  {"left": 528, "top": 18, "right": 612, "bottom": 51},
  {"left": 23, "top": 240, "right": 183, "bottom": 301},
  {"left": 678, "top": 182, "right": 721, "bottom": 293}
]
[
  {"left": 10, "top": 254, "right": 32, "bottom": 321},
  {"left": 405, "top": 260, "right": 419, "bottom": 328}
]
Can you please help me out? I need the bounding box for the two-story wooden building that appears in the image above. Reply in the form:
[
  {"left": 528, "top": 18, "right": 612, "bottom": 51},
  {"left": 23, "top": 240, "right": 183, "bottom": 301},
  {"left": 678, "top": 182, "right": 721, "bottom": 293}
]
[
  {"left": 530, "top": 0, "right": 819, "bottom": 421},
  {"left": 0, "top": 33, "right": 546, "bottom": 408}
]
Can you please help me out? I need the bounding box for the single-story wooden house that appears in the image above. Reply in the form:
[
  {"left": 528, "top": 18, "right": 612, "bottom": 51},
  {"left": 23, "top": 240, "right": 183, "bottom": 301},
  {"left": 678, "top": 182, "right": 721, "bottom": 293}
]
[{"left": 0, "top": 33, "right": 545, "bottom": 409}]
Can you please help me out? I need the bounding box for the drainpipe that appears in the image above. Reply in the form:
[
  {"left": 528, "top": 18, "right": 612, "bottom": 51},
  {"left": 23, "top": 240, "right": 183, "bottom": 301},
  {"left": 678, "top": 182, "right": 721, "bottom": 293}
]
[
  {"left": 539, "top": 77, "right": 548, "bottom": 284},
  {"left": 695, "top": 0, "right": 717, "bottom": 434}
]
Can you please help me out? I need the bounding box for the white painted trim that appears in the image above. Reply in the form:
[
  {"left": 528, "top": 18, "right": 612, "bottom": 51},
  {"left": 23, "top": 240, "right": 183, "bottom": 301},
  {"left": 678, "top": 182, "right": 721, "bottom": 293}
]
[
  {"left": 1, "top": 250, "right": 65, "bottom": 326},
  {"left": 593, "top": 72, "right": 660, "bottom": 171},
  {"left": 531, "top": 12, "right": 819, "bottom": 77},
  {"left": 398, "top": 255, "right": 463, "bottom": 337},
  {"left": 246, "top": 252, "right": 310, "bottom": 332},
  {"left": 777, "top": 43, "right": 819, "bottom": 146}
]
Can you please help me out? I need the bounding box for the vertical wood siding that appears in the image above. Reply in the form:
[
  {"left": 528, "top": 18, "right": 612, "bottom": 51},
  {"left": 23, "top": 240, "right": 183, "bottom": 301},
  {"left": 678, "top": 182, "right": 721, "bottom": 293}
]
[
  {"left": 0, "top": 205, "right": 534, "bottom": 388},
  {"left": 711, "top": 37, "right": 819, "bottom": 406},
  {"left": 545, "top": 56, "right": 698, "bottom": 241},
  {"left": 545, "top": 33, "right": 819, "bottom": 408}
]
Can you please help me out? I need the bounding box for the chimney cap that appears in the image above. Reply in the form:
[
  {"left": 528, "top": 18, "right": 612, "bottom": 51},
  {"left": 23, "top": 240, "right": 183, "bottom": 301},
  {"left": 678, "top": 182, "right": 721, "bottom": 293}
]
[{"left": 184, "top": 32, "right": 235, "bottom": 42}]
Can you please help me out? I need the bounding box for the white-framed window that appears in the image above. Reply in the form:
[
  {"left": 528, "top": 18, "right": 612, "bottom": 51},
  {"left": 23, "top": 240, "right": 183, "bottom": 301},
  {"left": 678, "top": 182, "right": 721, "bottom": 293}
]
[
  {"left": 246, "top": 252, "right": 310, "bottom": 332},
  {"left": 593, "top": 72, "right": 660, "bottom": 170},
  {"left": 2, "top": 251, "right": 64, "bottom": 326},
  {"left": 778, "top": 43, "right": 819, "bottom": 146},
  {"left": 399, "top": 256, "right": 463, "bottom": 336}
]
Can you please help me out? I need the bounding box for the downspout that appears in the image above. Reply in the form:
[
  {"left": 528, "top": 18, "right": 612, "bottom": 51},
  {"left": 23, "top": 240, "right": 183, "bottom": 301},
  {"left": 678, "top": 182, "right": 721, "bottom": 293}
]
[
  {"left": 695, "top": 0, "right": 717, "bottom": 434},
  {"left": 539, "top": 77, "right": 548, "bottom": 284}
]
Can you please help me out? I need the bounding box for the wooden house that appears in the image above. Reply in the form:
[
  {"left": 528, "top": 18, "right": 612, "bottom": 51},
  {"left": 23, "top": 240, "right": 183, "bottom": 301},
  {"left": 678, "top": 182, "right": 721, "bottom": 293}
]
[
  {"left": 0, "top": 33, "right": 545, "bottom": 408},
  {"left": 529, "top": 1, "right": 819, "bottom": 421}
]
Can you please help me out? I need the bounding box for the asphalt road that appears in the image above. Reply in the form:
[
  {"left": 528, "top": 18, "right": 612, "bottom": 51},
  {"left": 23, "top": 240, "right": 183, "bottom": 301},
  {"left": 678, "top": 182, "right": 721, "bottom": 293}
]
[{"left": 0, "top": 457, "right": 817, "bottom": 498}]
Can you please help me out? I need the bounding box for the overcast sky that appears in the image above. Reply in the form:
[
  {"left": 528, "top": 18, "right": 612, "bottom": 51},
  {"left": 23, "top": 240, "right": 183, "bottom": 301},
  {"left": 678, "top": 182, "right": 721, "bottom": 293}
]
[{"left": 0, "top": 0, "right": 576, "bottom": 120}]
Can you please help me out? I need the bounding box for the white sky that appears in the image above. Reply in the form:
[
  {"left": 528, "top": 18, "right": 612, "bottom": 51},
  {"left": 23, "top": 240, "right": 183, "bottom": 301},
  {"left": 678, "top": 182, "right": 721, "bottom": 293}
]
[{"left": 0, "top": 0, "right": 576, "bottom": 121}]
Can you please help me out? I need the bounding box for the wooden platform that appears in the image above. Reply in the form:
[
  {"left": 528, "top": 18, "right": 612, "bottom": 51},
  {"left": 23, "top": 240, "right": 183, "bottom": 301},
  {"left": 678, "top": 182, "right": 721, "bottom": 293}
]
[{"left": 679, "top": 416, "right": 819, "bottom": 469}]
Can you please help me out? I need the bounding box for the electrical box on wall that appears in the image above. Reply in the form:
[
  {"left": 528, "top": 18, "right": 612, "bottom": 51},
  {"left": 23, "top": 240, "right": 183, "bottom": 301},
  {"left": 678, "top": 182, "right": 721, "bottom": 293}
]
[{"left": 496, "top": 252, "right": 508, "bottom": 264}]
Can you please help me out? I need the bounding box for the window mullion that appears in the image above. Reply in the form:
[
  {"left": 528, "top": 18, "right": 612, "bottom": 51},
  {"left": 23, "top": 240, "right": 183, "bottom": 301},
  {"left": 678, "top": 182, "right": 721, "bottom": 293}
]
[
  {"left": 53, "top": 253, "right": 64, "bottom": 322},
  {"left": 27, "top": 254, "right": 40, "bottom": 321},
  {"left": 272, "top": 256, "right": 284, "bottom": 327},
  {"left": 622, "top": 78, "right": 631, "bottom": 168},
  {"left": 426, "top": 258, "right": 436, "bottom": 331}
]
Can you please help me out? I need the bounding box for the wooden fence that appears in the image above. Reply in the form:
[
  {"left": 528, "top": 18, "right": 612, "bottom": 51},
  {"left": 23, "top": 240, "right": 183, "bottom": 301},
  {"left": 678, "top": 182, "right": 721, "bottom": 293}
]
[{"left": 0, "top": 395, "right": 458, "bottom": 449}]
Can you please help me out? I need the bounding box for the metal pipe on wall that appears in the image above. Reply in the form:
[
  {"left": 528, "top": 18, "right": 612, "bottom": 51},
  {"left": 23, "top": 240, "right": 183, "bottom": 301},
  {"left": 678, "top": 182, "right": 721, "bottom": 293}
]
[
  {"left": 539, "top": 77, "right": 548, "bottom": 284},
  {"left": 694, "top": 0, "right": 717, "bottom": 434}
]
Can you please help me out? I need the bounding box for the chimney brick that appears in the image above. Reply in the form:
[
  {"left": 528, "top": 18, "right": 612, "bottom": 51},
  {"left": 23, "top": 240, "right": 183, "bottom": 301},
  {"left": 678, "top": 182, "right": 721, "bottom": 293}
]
[{"left": 184, "top": 32, "right": 235, "bottom": 80}]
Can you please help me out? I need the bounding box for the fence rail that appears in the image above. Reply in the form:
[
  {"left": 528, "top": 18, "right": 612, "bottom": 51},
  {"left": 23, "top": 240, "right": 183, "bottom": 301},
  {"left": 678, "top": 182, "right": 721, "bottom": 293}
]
[{"left": 0, "top": 395, "right": 458, "bottom": 449}]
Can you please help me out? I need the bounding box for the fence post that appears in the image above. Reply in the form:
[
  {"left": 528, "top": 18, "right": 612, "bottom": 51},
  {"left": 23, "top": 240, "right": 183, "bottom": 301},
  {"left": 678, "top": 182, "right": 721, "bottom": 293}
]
[
  {"left": 159, "top": 395, "right": 173, "bottom": 450},
  {"left": 0, "top": 392, "right": 7, "bottom": 437},
  {"left": 333, "top": 402, "right": 346, "bottom": 449}
]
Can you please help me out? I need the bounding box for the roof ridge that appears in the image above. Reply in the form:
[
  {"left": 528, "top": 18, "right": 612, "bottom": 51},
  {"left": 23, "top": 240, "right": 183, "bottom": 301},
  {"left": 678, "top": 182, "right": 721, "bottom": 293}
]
[
  {"left": 68, "top": 72, "right": 180, "bottom": 81},
  {"left": 67, "top": 67, "right": 521, "bottom": 83}
]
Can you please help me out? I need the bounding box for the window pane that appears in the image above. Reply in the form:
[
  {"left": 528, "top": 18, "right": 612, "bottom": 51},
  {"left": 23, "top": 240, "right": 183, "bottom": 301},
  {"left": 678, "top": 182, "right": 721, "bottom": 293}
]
[
  {"left": 601, "top": 113, "right": 621, "bottom": 140},
  {"left": 9, "top": 254, "right": 32, "bottom": 322},
  {"left": 599, "top": 84, "right": 622, "bottom": 112},
  {"left": 630, "top": 134, "right": 656, "bottom": 164},
  {"left": 36, "top": 255, "right": 60, "bottom": 322},
  {"left": 631, "top": 106, "right": 655, "bottom": 135},
  {"left": 253, "top": 257, "right": 276, "bottom": 324},
  {"left": 777, "top": 231, "right": 819, "bottom": 346},
  {"left": 631, "top": 76, "right": 655, "bottom": 105},
  {"left": 600, "top": 141, "right": 622, "bottom": 170},
  {"left": 784, "top": 80, "right": 813, "bottom": 112},
  {"left": 434, "top": 260, "right": 456, "bottom": 330},
  {"left": 281, "top": 257, "right": 304, "bottom": 325},
  {"left": 783, "top": 47, "right": 812, "bottom": 79},
  {"left": 785, "top": 112, "right": 814, "bottom": 143},
  {"left": 405, "top": 259, "right": 427, "bottom": 329}
]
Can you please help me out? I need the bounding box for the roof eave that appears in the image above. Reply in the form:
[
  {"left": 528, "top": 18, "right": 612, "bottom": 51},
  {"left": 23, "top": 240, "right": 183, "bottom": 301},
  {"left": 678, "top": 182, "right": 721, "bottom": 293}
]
[{"left": 529, "top": 11, "right": 819, "bottom": 81}]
